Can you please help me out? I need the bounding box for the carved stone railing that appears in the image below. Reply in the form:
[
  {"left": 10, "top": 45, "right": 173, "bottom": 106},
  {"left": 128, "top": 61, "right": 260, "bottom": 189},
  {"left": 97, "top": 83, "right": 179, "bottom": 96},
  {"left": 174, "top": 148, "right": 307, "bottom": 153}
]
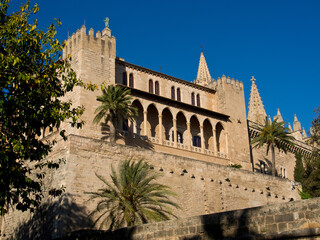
[
  {"left": 191, "top": 146, "right": 202, "bottom": 153},
  {"left": 116, "top": 129, "right": 228, "bottom": 159},
  {"left": 148, "top": 136, "right": 160, "bottom": 144},
  {"left": 177, "top": 143, "right": 188, "bottom": 150},
  {"left": 162, "top": 139, "right": 174, "bottom": 147}
]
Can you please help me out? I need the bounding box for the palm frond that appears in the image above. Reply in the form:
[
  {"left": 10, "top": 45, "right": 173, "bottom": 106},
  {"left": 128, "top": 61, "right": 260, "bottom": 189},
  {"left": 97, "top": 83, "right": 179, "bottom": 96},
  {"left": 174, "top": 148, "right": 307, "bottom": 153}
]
[{"left": 87, "top": 158, "right": 180, "bottom": 230}]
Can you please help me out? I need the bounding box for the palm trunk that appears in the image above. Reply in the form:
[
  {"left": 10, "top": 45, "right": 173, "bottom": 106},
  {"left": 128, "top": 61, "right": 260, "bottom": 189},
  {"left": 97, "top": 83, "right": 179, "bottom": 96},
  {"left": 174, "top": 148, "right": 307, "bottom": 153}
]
[
  {"left": 109, "top": 120, "right": 116, "bottom": 144},
  {"left": 271, "top": 143, "right": 276, "bottom": 176}
]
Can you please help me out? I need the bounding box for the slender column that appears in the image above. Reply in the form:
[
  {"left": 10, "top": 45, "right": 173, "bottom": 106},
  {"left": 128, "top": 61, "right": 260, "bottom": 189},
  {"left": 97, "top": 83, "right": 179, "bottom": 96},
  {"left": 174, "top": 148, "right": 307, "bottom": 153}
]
[
  {"left": 187, "top": 121, "right": 191, "bottom": 150},
  {"left": 225, "top": 132, "right": 229, "bottom": 156},
  {"left": 159, "top": 114, "right": 163, "bottom": 143},
  {"left": 143, "top": 111, "right": 148, "bottom": 136},
  {"left": 173, "top": 118, "right": 177, "bottom": 148},
  {"left": 200, "top": 125, "right": 205, "bottom": 152},
  {"left": 213, "top": 129, "right": 217, "bottom": 154}
]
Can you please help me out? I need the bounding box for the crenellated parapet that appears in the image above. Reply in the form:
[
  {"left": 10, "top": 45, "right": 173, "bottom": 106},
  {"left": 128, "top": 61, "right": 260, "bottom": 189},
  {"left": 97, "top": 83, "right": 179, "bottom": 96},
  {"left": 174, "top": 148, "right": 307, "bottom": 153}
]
[
  {"left": 62, "top": 25, "right": 116, "bottom": 88},
  {"left": 214, "top": 75, "right": 243, "bottom": 91},
  {"left": 63, "top": 25, "right": 115, "bottom": 61}
]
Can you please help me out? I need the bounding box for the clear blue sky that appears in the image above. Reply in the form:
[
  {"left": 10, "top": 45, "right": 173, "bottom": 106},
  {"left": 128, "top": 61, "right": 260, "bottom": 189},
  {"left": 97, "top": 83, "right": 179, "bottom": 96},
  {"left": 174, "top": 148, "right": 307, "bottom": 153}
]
[{"left": 10, "top": 0, "right": 320, "bottom": 133}]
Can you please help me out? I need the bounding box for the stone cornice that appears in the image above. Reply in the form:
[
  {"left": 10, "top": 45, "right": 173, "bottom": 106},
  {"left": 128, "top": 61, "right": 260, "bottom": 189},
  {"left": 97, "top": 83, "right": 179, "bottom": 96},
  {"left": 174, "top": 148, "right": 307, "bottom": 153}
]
[{"left": 116, "top": 58, "right": 216, "bottom": 94}]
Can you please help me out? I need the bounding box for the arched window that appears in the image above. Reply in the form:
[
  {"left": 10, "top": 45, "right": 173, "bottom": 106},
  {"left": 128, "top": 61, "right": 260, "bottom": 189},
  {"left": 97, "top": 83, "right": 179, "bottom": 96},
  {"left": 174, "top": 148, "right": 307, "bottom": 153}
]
[
  {"left": 155, "top": 81, "right": 160, "bottom": 95},
  {"left": 191, "top": 92, "right": 195, "bottom": 105},
  {"left": 177, "top": 88, "right": 181, "bottom": 101},
  {"left": 193, "top": 136, "right": 201, "bottom": 147},
  {"left": 129, "top": 73, "right": 134, "bottom": 88},
  {"left": 197, "top": 94, "right": 200, "bottom": 107},
  {"left": 149, "top": 79, "right": 153, "bottom": 93},
  {"left": 123, "top": 72, "right": 127, "bottom": 86},
  {"left": 171, "top": 86, "right": 175, "bottom": 100}
]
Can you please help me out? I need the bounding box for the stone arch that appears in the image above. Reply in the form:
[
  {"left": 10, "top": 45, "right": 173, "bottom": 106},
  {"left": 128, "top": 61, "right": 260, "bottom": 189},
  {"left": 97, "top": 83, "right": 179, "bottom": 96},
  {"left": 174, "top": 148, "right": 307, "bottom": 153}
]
[
  {"left": 162, "top": 108, "right": 173, "bottom": 141},
  {"left": 190, "top": 115, "right": 201, "bottom": 147},
  {"left": 203, "top": 119, "right": 213, "bottom": 150},
  {"left": 147, "top": 104, "right": 159, "bottom": 138},
  {"left": 132, "top": 99, "right": 144, "bottom": 135},
  {"left": 176, "top": 111, "right": 187, "bottom": 144},
  {"left": 216, "top": 122, "right": 226, "bottom": 153}
]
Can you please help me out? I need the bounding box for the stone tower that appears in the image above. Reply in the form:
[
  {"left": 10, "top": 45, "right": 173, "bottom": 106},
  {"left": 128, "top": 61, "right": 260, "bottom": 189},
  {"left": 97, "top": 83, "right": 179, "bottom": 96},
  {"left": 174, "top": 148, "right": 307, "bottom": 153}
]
[
  {"left": 248, "top": 76, "right": 267, "bottom": 125},
  {"left": 62, "top": 25, "right": 116, "bottom": 137},
  {"left": 195, "top": 54, "right": 251, "bottom": 168}
]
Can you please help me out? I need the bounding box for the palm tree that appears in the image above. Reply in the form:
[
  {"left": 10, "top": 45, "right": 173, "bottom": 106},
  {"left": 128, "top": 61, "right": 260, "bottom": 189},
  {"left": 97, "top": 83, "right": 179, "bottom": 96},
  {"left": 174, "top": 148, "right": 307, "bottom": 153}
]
[
  {"left": 93, "top": 85, "right": 137, "bottom": 144},
  {"left": 87, "top": 158, "right": 180, "bottom": 230},
  {"left": 251, "top": 118, "right": 294, "bottom": 176}
]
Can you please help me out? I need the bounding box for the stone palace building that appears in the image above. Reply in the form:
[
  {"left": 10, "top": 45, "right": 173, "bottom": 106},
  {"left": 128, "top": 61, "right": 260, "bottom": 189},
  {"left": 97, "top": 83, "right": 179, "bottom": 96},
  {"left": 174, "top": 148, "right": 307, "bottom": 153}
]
[{"left": 2, "top": 23, "right": 316, "bottom": 239}]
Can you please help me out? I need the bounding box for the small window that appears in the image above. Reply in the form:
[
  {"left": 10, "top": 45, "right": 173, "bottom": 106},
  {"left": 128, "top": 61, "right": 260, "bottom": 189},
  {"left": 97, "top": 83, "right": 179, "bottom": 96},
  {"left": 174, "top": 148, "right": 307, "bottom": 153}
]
[
  {"left": 177, "top": 88, "right": 181, "bottom": 101},
  {"left": 123, "top": 72, "right": 127, "bottom": 86},
  {"left": 129, "top": 73, "right": 134, "bottom": 88},
  {"left": 193, "top": 136, "right": 201, "bottom": 147},
  {"left": 197, "top": 94, "right": 200, "bottom": 107},
  {"left": 155, "top": 81, "right": 160, "bottom": 95},
  {"left": 149, "top": 79, "right": 153, "bottom": 93},
  {"left": 171, "top": 86, "right": 175, "bottom": 100},
  {"left": 191, "top": 92, "right": 195, "bottom": 106}
]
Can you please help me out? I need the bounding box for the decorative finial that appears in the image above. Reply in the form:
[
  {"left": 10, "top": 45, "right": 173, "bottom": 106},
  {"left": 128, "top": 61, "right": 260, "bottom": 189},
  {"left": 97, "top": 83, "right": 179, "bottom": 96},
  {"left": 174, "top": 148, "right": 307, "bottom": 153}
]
[
  {"left": 251, "top": 76, "right": 256, "bottom": 82},
  {"left": 104, "top": 17, "right": 109, "bottom": 28},
  {"left": 200, "top": 44, "right": 203, "bottom": 52}
]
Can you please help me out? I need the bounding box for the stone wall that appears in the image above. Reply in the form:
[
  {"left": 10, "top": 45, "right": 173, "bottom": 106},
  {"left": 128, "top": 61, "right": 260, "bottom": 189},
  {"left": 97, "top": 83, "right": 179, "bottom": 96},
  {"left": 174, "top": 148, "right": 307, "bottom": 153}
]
[
  {"left": 2, "top": 134, "right": 300, "bottom": 239},
  {"left": 61, "top": 197, "right": 320, "bottom": 240}
]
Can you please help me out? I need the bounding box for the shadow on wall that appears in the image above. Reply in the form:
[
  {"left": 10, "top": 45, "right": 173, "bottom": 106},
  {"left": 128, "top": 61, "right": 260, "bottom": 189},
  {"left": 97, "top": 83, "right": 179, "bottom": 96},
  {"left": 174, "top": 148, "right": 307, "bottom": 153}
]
[
  {"left": 12, "top": 194, "right": 93, "bottom": 240},
  {"left": 100, "top": 123, "right": 154, "bottom": 151},
  {"left": 254, "top": 158, "right": 278, "bottom": 177},
  {"left": 124, "top": 136, "right": 154, "bottom": 151},
  {"left": 183, "top": 209, "right": 259, "bottom": 240}
]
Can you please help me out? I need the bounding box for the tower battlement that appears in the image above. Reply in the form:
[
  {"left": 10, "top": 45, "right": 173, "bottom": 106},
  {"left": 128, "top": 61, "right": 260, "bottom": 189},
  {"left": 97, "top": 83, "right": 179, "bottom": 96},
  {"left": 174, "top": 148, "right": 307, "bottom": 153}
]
[
  {"left": 62, "top": 25, "right": 116, "bottom": 87},
  {"left": 62, "top": 25, "right": 115, "bottom": 61},
  {"left": 214, "top": 75, "right": 243, "bottom": 90}
]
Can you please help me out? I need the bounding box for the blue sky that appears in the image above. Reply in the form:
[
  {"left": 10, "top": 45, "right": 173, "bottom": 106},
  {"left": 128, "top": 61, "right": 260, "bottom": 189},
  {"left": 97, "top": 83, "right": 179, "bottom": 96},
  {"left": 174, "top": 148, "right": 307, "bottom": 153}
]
[{"left": 10, "top": 0, "right": 320, "bottom": 133}]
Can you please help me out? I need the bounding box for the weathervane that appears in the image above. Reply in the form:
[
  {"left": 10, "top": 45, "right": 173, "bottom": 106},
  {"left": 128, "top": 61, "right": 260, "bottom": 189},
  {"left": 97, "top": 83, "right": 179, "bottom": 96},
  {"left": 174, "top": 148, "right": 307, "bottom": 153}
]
[{"left": 104, "top": 17, "right": 109, "bottom": 28}]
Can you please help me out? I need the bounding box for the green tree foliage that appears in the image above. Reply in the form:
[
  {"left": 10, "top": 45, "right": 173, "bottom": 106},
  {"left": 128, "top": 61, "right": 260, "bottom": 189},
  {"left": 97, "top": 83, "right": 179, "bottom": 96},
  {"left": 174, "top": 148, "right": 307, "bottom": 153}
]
[
  {"left": 303, "top": 168, "right": 320, "bottom": 198},
  {"left": 251, "top": 118, "right": 294, "bottom": 176},
  {"left": 294, "top": 152, "right": 304, "bottom": 183},
  {"left": 309, "top": 107, "right": 320, "bottom": 149},
  {"left": 0, "top": 0, "right": 95, "bottom": 215},
  {"left": 301, "top": 106, "right": 320, "bottom": 198},
  {"left": 88, "top": 158, "right": 180, "bottom": 230},
  {"left": 93, "top": 85, "right": 137, "bottom": 144}
]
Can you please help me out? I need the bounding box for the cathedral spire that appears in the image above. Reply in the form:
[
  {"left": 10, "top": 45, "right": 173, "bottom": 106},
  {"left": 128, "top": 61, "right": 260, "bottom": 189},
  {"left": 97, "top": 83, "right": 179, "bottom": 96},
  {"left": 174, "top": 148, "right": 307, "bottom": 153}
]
[
  {"left": 248, "top": 76, "right": 267, "bottom": 125},
  {"left": 195, "top": 51, "right": 212, "bottom": 86},
  {"left": 273, "top": 108, "right": 283, "bottom": 122}
]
